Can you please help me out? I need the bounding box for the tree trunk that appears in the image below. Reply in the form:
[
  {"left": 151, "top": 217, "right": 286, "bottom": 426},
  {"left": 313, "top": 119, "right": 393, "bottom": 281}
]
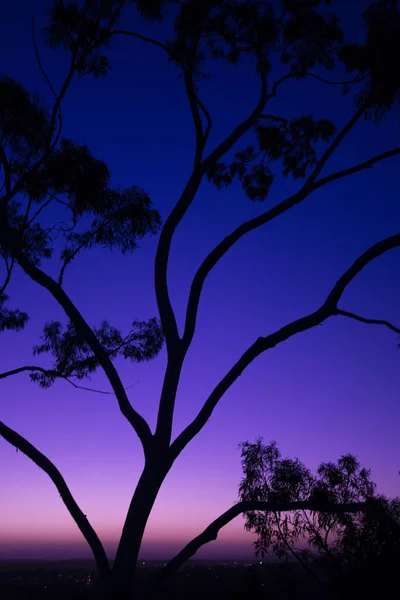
[{"left": 100, "top": 458, "right": 170, "bottom": 600}]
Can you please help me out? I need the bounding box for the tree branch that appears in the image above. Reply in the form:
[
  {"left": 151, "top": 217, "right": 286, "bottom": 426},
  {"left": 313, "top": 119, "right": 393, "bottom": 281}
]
[
  {"left": 0, "top": 365, "right": 139, "bottom": 396},
  {"left": 182, "top": 114, "right": 398, "bottom": 351},
  {"left": 153, "top": 65, "right": 271, "bottom": 445},
  {"left": 0, "top": 254, "right": 14, "bottom": 296},
  {"left": 335, "top": 309, "right": 400, "bottom": 335},
  {"left": 110, "top": 29, "right": 172, "bottom": 55},
  {"left": 0, "top": 420, "right": 110, "bottom": 579},
  {"left": 324, "top": 234, "right": 400, "bottom": 307},
  {"left": 200, "top": 67, "right": 269, "bottom": 171},
  {"left": 172, "top": 233, "right": 400, "bottom": 459},
  {"left": 0, "top": 144, "right": 11, "bottom": 197},
  {"left": 9, "top": 251, "right": 153, "bottom": 453},
  {"left": 184, "top": 69, "right": 207, "bottom": 167},
  {"left": 156, "top": 499, "right": 370, "bottom": 584},
  {"left": 303, "top": 105, "right": 365, "bottom": 187},
  {"left": 313, "top": 147, "right": 400, "bottom": 190},
  {"left": 305, "top": 72, "right": 368, "bottom": 87},
  {"left": 197, "top": 95, "right": 212, "bottom": 148}
]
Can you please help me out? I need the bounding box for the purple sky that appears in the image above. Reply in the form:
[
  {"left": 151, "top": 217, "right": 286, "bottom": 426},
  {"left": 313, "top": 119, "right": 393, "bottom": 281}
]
[{"left": 1, "top": 0, "right": 399, "bottom": 561}]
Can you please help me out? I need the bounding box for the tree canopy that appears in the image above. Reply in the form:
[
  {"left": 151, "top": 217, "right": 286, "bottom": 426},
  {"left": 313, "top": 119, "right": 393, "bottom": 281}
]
[{"left": 239, "top": 439, "right": 400, "bottom": 595}]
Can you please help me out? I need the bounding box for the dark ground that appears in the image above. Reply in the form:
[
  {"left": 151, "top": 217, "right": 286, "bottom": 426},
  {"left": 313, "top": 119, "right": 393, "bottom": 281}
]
[{"left": 0, "top": 558, "right": 393, "bottom": 600}]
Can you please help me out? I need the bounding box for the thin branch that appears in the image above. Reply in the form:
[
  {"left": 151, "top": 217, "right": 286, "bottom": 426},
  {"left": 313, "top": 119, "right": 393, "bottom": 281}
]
[
  {"left": 58, "top": 228, "right": 98, "bottom": 286},
  {"left": 274, "top": 510, "right": 321, "bottom": 584},
  {"left": 172, "top": 233, "right": 400, "bottom": 459},
  {"left": 181, "top": 110, "right": 397, "bottom": 351},
  {"left": 174, "top": 311, "right": 328, "bottom": 459},
  {"left": 335, "top": 309, "right": 400, "bottom": 335},
  {"left": 65, "top": 378, "right": 139, "bottom": 395},
  {"left": 0, "top": 144, "right": 11, "bottom": 197},
  {"left": 305, "top": 105, "right": 365, "bottom": 186},
  {"left": 156, "top": 499, "right": 371, "bottom": 584},
  {"left": 259, "top": 113, "right": 289, "bottom": 124},
  {"left": 7, "top": 247, "right": 153, "bottom": 452},
  {"left": 305, "top": 72, "right": 369, "bottom": 87},
  {"left": 26, "top": 196, "right": 54, "bottom": 228},
  {"left": 201, "top": 67, "right": 269, "bottom": 171},
  {"left": 197, "top": 95, "right": 212, "bottom": 147},
  {"left": 313, "top": 147, "right": 400, "bottom": 190},
  {"left": 0, "top": 365, "right": 59, "bottom": 381},
  {"left": 266, "top": 72, "right": 298, "bottom": 101},
  {"left": 32, "top": 19, "right": 58, "bottom": 100},
  {"left": 46, "top": 53, "right": 77, "bottom": 153},
  {"left": 32, "top": 18, "right": 62, "bottom": 143},
  {"left": 152, "top": 64, "right": 271, "bottom": 446},
  {"left": 184, "top": 69, "right": 205, "bottom": 166},
  {"left": 0, "top": 254, "right": 14, "bottom": 296},
  {"left": 0, "top": 420, "right": 110, "bottom": 579},
  {"left": 111, "top": 29, "right": 172, "bottom": 55},
  {"left": 324, "top": 234, "right": 400, "bottom": 307},
  {"left": 0, "top": 365, "right": 139, "bottom": 396}
]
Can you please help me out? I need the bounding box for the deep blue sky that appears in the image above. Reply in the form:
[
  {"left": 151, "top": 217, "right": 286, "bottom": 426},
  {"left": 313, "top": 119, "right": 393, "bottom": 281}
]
[{"left": 1, "top": 0, "right": 399, "bottom": 560}]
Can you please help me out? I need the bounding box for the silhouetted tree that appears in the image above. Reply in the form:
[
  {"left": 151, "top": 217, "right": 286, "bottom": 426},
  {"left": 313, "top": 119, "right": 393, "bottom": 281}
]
[
  {"left": 238, "top": 440, "right": 400, "bottom": 597},
  {"left": 1, "top": 1, "right": 400, "bottom": 599}
]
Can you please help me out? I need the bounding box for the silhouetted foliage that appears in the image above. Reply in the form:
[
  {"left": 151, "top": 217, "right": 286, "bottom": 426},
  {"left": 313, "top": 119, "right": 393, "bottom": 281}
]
[
  {"left": 239, "top": 440, "right": 400, "bottom": 590},
  {"left": 30, "top": 318, "right": 164, "bottom": 387},
  {"left": 0, "top": 30, "right": 163, "bottom": 376},
  {"left": 0, "top": 294, "right": 29, "bottom": 333}
]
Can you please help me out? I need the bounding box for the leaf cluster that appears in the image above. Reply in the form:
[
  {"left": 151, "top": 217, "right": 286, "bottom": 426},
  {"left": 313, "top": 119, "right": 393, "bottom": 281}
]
[
  {"left": 0, "top": 294, "right": 29, "bottom": 333},
  {"left": 207, "top": 115, "right": 336, "bottom": 200},
  {"left": 239, "top": 440, "right": 400, "bottom": 574},
  {"left": 339, "top": 1, "right": 400, "bottom": 121},
  {"left": 0, "top": 78, "right": 161, "bottom": 276},
  {"left": 30, "top": 317, "right": 164, "bottom": 387}
]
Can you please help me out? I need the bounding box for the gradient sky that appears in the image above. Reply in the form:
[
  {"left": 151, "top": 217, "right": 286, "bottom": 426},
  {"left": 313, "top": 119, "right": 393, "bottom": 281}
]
[{"left": 0, "top": 0, "right": 399, "bottom": 561}]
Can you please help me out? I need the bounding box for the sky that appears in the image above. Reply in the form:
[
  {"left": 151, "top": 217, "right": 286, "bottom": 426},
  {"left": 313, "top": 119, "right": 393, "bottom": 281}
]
[{"left": 0, "top": 0, "right": 399, "bottom": 562}]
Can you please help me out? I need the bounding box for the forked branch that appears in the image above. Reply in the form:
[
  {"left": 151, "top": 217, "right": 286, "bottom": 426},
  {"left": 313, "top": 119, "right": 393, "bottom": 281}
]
[
  {"left": 335, "top": 309, "right": 400, "bottom": 336},
  {"left": 0, "top": 420, "right": 110, "bottom": 579},
  {"left": 157, "top": 499, "right": 371, "bottom": 583},
  {"left": 172, "top": 233, "right": 400, "bottom": 459},
  {"left": 11, "top": 250, "right": 153, "bottom": 452},
  {"left": 0, "top": 365, "right": 139, "bottom": 396},
  {"left": 182, "top": 123, "right": 400, "bottom": 350}
]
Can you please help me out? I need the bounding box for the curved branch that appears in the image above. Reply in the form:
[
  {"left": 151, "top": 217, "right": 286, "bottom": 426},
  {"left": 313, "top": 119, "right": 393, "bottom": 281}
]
[
  {"left": 197, "top": 95, "right": 212, "bottom": 148},
  {"left": 184, "top": 70, "right": 205, "bottom": 166},
  {"left": 173, "top": 311, "right": 327, "bottom": 459},
  {"left": 324, "top": 234, "right": 400, "bottom": 307},
  {"left": 0, "top": 365, "right": 59, "bottom": 381},
  {"left": 110, "top": 29, "right": 172, "bottom": 55},
  {"left": 305, "top": 72, "right": 368, "bottom": 87},
  {"left": 154, "top": 54, "right": 270, "bottom": 359},
  {"left": 335, "top": 309, "right": 400, "bottom": 336},
  {"left": 0, "top": 254, "right": 14, "bottom": 296},
  {"left": 184, "top": 69, "right": 207, "bottom": 166},
  {"left": 182, "top": 121, "right": 399, "bottom": 351},
  {"left": 313, "top": 147, "right": 400, "bottom": 191},
  {"left": 201, "top": 68, "right": 269, "bottom": 171},
  {"left": 156, "top": 499, "right": 370, "bottom": 583},
  {"left": 0, "top": 420, "right": 110, "bottom": 579},
  {"left": 0, "top": 365, "right": 139, "bottom": 396},
  {"left": 0, "top": 144, "right": 11, "bottom": 197},
  {"left": 11, "top": 252, "right": 153, "bottom": 452},
  {"left": 32, "top": 17, "right": 61, "bottom": 140},
  {"left": 172, "top": 233, "right": 400, "bottom": 459}
]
